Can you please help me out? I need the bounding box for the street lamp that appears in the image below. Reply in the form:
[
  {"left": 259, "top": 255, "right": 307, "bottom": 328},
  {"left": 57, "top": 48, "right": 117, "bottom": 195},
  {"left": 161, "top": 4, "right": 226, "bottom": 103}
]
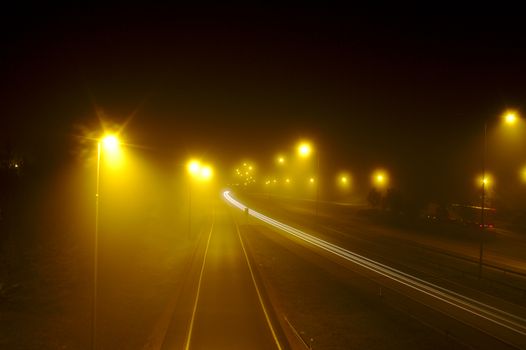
[
  {"left": 478, "top": 110, "right": 519, "bottom": 277},
  {"left": 297, "top": 142, "right": 312, "bottom": 158},
  {"left": 186, "top": 159, "right": 213, "bottom": 239},
  {"left": 372, "top": 170, "right": 388, "bottom": 189},
  {"left": 93, "top": 134, "right": 120, "bottom": 350},
  {"left": 297, "top": 140, "right": 320, "bottom": 215},
  {"left": 504, "top": 110, "right": 518, "bottom": 125}
]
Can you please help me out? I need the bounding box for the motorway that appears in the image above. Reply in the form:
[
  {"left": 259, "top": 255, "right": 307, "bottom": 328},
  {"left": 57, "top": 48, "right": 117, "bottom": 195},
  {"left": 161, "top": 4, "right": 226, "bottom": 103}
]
[
  {"left": 153, "top": 191, "right": 526, "bottom": 349},
  {"left": 159, "top": 203, "right": 285, "bottom": 350},
  {"left": 225, "top": 191, "right": 526, "bottom": 349}
]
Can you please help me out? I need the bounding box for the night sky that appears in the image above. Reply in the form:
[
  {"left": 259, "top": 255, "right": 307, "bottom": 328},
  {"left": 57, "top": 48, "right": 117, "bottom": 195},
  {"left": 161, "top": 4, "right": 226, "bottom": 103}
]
[{"left": 2, "top": 5, "right": 526, "bottom": 206}]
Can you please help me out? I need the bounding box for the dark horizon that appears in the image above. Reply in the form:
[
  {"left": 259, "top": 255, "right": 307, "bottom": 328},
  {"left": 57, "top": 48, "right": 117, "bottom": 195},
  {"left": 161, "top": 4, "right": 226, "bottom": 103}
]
[{"left": 3, "top": 5, "right": 526, "bottom": 207}]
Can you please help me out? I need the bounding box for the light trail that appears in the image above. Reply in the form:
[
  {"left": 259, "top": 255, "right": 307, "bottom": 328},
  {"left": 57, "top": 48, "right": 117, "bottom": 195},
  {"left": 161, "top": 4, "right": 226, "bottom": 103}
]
[{"left": 223, "top": 190, "right": 526, "bottom": 347}]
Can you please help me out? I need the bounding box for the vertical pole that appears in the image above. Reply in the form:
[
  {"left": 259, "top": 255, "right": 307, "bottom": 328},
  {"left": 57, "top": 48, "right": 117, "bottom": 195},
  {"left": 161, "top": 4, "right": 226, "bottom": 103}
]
[
  {"left": 188, "top": 181, "right": 192, "bottom": 239},
  {"left": 479, "top": 122, "right": 487, "bottom": 278},
  {"left": 315, "top": 151, "right": 320, "bottom": 217},
  {"left": 93, "top": 142, "right": 101, "bottom": 350}
]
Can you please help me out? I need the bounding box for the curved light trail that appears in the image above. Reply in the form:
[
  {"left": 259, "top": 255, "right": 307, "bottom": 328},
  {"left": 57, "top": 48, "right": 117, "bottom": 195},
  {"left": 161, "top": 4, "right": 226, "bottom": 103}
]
[{"left": 223, "top": 190, "right": 526, "bottom": 347}]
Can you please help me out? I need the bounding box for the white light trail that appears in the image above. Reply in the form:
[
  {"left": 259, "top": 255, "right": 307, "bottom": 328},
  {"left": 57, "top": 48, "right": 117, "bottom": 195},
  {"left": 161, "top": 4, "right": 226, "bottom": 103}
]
[{"left": 223, "top": 190, "right": 526, "bottom": 345}]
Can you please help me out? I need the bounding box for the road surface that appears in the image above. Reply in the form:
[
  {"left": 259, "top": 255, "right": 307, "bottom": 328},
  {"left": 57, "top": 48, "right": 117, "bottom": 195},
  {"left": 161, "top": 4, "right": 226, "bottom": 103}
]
[
  {"left": 225, "top": 191, "right": 526, "bottom": 349},
  {"left": 160, "top": 203, "right": 285, "bottom": 350}
]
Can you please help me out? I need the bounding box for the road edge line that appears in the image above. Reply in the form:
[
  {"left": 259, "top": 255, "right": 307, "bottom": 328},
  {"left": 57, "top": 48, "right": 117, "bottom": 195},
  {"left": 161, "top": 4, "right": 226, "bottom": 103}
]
[
  {"left": 235, "top": 220, "right": 284, "bottom": 350},
  {"left": 184, "top": 212, "right": 215, "bottom": 350}
]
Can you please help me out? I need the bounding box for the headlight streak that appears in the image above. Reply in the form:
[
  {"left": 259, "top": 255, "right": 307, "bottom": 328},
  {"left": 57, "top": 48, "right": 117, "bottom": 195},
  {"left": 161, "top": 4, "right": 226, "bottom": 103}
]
[{"left": 222, "top": 190, "right": 526, "bottom": 342}]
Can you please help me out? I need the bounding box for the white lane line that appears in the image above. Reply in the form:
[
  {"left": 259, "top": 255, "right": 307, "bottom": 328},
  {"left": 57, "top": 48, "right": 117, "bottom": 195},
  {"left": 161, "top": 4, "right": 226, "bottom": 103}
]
[
  {"left": 184, "top": 214, "right": 215, "bottom": 350},
  {"left": 223, "top": 190, "right": 526, "bottom": 338},
  {"left": 234, "top": 220, "right": 283, "bottom": 350}
]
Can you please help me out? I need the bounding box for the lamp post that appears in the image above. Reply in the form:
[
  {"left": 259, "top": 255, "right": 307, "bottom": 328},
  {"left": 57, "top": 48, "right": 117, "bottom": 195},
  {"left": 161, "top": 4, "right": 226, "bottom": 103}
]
[
  {"left": 297, "top": 141, "right": 319, "bottom": 216},
  {"left": 186, "top": 159, "right": 213, "bottom": 239},
  {"left": 93, "top": 134, "right": 120, "bottom": 350},
  {"left": 478, "top": 110, "right": 518, "bottom": 278},
  {"left": 479, "top": 122, "right": 488, "bottom": 278}
]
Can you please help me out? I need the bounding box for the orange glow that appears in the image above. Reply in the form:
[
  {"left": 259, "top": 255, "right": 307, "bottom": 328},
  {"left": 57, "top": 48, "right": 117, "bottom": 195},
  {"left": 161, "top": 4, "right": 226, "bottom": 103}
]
[
  {"left": 187, "top": 160, "right": 201, "bottom": 176},
  {"left": 477, "top": 174, "right": 493, "bottom": 187},
  {"left": 100, "top": 134, "right": 123, "bottom": 168},
  {"left": 102, "top": 135, "right": 119, "bottom": 153},
  {"left": 372, "top": 170, "right": 388, "bottom": 188},
  {"left": 200, "top": 166, "right": 213, "bottom": 180},
  {"left": 297, "top": 141, "right": 312, "bottom": 158},
  {"left": 337, "top": 172, "right": 351, "bottom": 190},
  {"left": 503, "top": 110, "right": 519, "bottom": 125}
]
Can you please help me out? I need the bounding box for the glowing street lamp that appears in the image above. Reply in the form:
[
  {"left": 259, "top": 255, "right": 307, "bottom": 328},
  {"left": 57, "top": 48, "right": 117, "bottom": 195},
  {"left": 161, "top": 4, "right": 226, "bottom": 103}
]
[
  {"left": 478, "top": 175, "right": 492, "bottom": 187},
  {"left": 186, "top": 158, "right": 213, "bottom": 240},
  {"left": 296, "top": 140, "right": 320, "bottom": 215},
  {"left": 200, "top": 165, "right": 213, "bottom": 180},
  {"left": 336, "top": 172, "right": 351, "bottom": 195},
  {"left": 93, "top": 133, "right": 121, "bottom": 350},
  {"left": 102, "top": 135, "right": 119, "bottom": 152},
  {"left": 503, "top": 110, "right": 518, "bottom": 125},
  {"left": 478, "top": 109, "right": 519, "bottom": 277},
  {"left": 297, "top": 142, "right": 312, "bottom": 158},
  {"left": 372, "top": 170, "right": 388, "bottom": 189},
  {"left": 521, "top": 166, "right": 526, "bottom": 183},
  {"left": 187, "top": 160, "right": 201, "bottom": 176}
]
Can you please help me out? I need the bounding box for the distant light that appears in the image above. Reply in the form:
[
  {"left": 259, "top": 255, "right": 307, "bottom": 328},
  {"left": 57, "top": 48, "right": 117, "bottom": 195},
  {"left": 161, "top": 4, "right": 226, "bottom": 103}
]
[
  {"left": 286, "top": 178, "right": 290, "bottom": 183},
  {"left": 309, "top": 177, "right": 315, "bottom": 183},
  {"left": 187, "top": 160, "right": 201, "bottom": 176},
  {"left": 341, "top": 176, "right": 348, "bottom": 183},
  {"left": 372, "top": 170, "right": 388, "bottom": 188},
  {"left": 273, "top": 179, "right": 277, "bottom": 183},
  {"left": 14, "top": 163, "right": 18, "bottom": 168},
  {"left": 298, "top": 142, "right": 312, "bottom": 158},
  {"left": 477, "top": 174, "right": 492, "bottom": 187},
  {"left": 101, "top": 135, "right": 119, "bottom": 153},
  {"left": 278, "top": 156, "right": 285, "bottom": 164},
  {"left": 249, "top": 166, "right": 253, "bottom": 170},
  {"left": 243, "top": 163, "right": 247, "bottom": 166},
  {"left": 504, "top": 110, "right": 518, "bottom": 125},
  {"left": 200, "top": 166, "right": 213, "bottom": 180}
]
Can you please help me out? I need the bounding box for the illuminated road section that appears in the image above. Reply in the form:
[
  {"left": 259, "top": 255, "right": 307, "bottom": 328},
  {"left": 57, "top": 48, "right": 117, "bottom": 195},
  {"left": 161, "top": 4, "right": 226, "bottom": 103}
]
[{"left": 223, "top": 190, "right": 526, "bottom": 348}]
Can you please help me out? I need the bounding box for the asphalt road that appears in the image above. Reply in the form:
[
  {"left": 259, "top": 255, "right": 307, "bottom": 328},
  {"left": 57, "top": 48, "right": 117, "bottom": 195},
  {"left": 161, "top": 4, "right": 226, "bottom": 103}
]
[
  {"left": 240, "top": 193, "right": 526, "bottom": 304},
  {"left": 160, "top": 203, "right": 285, "bottom": 350},
  {"left": 226, "top": 191, "right": 526, "bottom": 349}
]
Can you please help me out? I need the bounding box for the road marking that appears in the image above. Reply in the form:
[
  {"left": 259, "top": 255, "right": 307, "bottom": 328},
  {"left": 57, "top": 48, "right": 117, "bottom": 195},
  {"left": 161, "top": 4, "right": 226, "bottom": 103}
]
[
  {"left": 184, "top": 214, "right": 215, "bottom": 350},
  {"left": 234, "top": 221, "right": 283, "bottom": 350},
  {"left": 223, "top": 190, "right": 526, "bottom": 346}
]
